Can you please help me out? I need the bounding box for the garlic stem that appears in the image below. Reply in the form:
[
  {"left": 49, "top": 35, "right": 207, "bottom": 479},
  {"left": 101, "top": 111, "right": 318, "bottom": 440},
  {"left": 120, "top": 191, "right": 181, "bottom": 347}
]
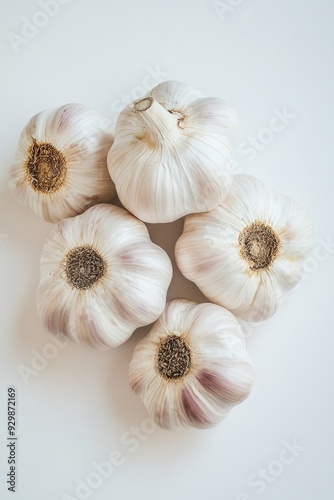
[{"left": 133, "top": 97, "right": 180, "bottom": 143}]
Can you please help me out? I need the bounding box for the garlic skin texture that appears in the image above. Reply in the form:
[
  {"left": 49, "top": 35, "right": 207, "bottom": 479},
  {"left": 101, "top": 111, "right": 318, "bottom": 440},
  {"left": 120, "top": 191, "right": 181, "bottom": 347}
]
[
  {"left": 9, "top": 104, "right": 116, "bottom": 223},
  {"left": 107, "top": 81, "right": 238, "bottom": 223},
  {"left": 176, "top": 175, "right": 314, "bottom": 322},
  {"left": 129, "top": 299, "right": 254, "bottom": 430},
  {"left": 36, "top": 204, "right": 173, "bottom": 349}
]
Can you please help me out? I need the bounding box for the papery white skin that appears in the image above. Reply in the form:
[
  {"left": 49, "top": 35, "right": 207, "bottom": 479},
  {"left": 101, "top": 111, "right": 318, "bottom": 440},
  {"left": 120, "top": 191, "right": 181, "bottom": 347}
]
[
  {"left": 9, "top": 104, "right": 116, "bottom": 223},
  {"left": 107, "top": 81, "right": 238, "bottom": 223},
  {"left": 37, "top": 204, "right": 173, "bottom": 349},
  {"left": 129, "top": 299, "right": 254, "bottom": 430},
  {"left": 176, "top": 175, "right": 314, "bottom": 322}
]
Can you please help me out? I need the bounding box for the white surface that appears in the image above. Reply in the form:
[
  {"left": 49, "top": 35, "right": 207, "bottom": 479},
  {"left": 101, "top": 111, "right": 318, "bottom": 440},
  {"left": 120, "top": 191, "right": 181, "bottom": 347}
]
[{"left": 1, "top": 0, "right": 333, "bottom": 499}]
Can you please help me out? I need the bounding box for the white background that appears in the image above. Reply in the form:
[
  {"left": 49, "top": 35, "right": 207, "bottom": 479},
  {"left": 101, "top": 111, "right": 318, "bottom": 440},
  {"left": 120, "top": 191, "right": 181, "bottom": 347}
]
[{"left": 1, "top": 0, "right": 334, "bottom": 499}]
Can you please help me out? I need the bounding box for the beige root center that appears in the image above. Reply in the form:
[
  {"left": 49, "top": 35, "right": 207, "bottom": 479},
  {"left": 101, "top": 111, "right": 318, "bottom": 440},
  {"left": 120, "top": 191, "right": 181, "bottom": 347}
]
[
  {"left": 25, "top": 141, "right": 67, "bottom": 193},
  {"left": 238, "top": 221, "right": 280, "bottom": 271},
  {"left": 64, "top": 246, "right": 106, "bottom": 290},
  {"left": 156, "top": 335, "right": 191, "bottom": 380}
]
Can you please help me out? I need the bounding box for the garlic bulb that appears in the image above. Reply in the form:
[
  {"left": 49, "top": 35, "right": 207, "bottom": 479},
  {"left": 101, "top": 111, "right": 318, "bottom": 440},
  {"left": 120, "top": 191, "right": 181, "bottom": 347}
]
[
  {"left": 107, "top": 81, "right": 238, "bottom": 223},
  {"left": 9, "top": 104, "right": 116, "bottom": 223},
  {"left": 129, "top": 299, "right": 254, "bottom": 430},
  {"left": 37, "top": 204, "right": 173, "bottom": 349},
  {"left": 176, "top": 175, "right": 314, "bottom": 322}
]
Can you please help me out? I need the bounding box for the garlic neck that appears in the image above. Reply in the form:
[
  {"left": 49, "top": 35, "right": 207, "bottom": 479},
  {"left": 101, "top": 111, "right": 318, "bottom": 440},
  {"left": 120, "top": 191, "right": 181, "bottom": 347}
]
[{"left": 133, "top": 97, "right": 181, "bottom": 144}]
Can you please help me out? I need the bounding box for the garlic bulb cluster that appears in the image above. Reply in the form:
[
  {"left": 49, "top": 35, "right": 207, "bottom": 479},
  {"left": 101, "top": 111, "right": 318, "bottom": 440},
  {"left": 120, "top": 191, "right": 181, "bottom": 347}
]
[
  {"left": 9, "top": 80, "right": 314, "bottom": 432},
  {"left": 129, "top": 299, "right": 254, "bottom": 430},
  {"left": 176, "top": 175, "right": 314, "bottom": 322},
  {"left": 37, "top": 204, "right": 173, "bottom": 349},
  {"left": 9, "top": 104, "right": 116, "bottom": 223},
  {"left": 107, "top": 81, "right": 238, "bottom": 223}
]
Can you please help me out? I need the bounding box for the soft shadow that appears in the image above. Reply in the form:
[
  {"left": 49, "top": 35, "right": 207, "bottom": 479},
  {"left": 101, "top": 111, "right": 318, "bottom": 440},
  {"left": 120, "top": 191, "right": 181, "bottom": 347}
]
[
  {"left": 0, "top": 181, "right": 52, "bottom": 251},
  {"left": 147, "top": 217, "right": 208, "bottom": 303},
  {"left": 112, "top": 195, "right": 207, "bottom": 303}
]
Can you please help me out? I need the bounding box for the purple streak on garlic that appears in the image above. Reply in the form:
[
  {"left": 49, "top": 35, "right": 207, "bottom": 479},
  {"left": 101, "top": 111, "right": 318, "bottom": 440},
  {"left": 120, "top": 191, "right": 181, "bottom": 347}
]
[
  {"left": 8, "top": 104, "right": 116, "bottom": 223},
  {"left": 36, "top": 204, "right": 173, "bottom": 349},
  {"left": 129, "top": 299, "right": 254, "bottom": 430},
  {"left": 175, "top": 174, "right": 314, "bottom": 322}
]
